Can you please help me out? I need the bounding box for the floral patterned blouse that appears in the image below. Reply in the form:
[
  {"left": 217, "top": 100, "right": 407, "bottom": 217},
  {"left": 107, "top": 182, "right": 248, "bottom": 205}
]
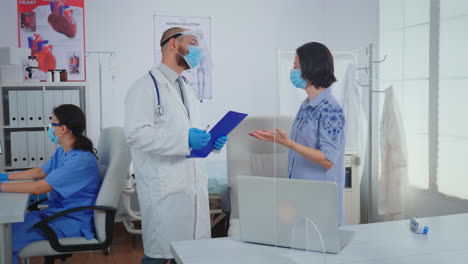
[{"left": 287, "top": 87, "right": 346, "bottom": 225}]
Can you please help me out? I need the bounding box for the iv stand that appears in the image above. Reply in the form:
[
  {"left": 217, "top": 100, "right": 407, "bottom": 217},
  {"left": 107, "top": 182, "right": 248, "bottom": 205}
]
[{"left": 84, "top": 51, "right": 116, "bottom": 132}]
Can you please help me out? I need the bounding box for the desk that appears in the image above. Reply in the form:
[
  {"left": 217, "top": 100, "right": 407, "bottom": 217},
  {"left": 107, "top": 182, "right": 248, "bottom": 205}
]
[
  {"left": 0, "top": 192, "right": 29, "bottom": 264},
  {"left": 171, "top": 213, "right": 468, "bottom": 264}
]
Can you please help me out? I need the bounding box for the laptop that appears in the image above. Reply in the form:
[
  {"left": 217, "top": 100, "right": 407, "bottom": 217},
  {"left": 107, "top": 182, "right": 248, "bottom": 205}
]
[{"left": 237, "top": 176, "right": 354, "bottom": 254}]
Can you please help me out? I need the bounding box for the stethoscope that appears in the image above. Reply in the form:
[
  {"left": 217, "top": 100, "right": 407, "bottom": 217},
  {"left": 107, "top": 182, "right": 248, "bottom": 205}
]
[
  {"left": 148, "top": 70, "right": 164, "bottom": 116},
  {"left": 148, "top": 70, "right": 196, "bottom": 116}
]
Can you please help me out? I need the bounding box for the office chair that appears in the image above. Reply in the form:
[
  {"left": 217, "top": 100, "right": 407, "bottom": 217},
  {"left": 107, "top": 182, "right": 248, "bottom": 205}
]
[{"left": 18, "top": 127, "right": 131, "bottom": 264}]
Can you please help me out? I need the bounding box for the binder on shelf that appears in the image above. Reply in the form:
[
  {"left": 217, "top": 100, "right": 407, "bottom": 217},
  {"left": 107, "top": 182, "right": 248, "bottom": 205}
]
[
  {"left": 54, "top": 90, "right": 63, "bottom": 110},
  {"left": 26, "top": 91, "right": 36, "bottom": 127},
  {"left": 62, "top": 90, "right": 73, "bottom": 105},
  {"left": 17, "top": 91, "right": 28, "bottom": 127},
  {"left": 71, "top": 90, "right": 80, "bottom": 107},
  {"left": 44, "top": 90, "right": 55, "bottom": 122},
  {"left": 27, "top": 131, "right": 38, "bottom": 167},
  {"left": 8, "top": 90, "right": 18, "bottom": 127},
  {"left": 34, "top": 91, "right": 44, "bottom": 126},
  {"left": 10, "top": 132, "right": 21, "bottom": 167},
  {"left": 18, "top": 131, "right": 29, "bottom": 168},
  {"left": 36, "top": 131, "right": 47, "bottom": 166}
]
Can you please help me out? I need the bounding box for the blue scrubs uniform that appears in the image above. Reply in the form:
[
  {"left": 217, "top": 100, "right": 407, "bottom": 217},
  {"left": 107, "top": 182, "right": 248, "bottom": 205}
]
[
  {"left": 12, "top": 147, "right": 101, "bottom": 263},
  {"left": 287, "top": 88, "right": 347, "bottom": 225}
]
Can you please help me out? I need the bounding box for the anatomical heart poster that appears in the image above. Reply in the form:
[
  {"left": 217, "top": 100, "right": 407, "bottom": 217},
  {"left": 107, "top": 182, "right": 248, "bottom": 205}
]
[{"left": 18, "top": 0, "right": 85, "bottom": 81}]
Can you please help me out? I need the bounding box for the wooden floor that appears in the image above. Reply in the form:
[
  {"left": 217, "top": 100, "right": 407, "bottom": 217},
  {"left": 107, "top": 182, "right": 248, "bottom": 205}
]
[
  {"left": 29, "top": 223, "right": 145, "bottom": 264},
  {"left": 27, "top": 217, "right": 228, "bottom": 264}
]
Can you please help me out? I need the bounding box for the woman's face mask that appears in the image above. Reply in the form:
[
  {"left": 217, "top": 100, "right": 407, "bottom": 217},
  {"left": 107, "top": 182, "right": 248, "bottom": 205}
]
[
  {"left": 48, "top": 122, "right": 62, "bottom": 144},
  {"left": 290, "top": 69, "right": 307, "bottom": 89}
]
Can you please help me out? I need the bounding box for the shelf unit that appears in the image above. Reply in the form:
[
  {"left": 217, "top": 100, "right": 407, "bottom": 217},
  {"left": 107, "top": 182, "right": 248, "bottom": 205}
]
[{"left": 0, "top": 82, "right": 86, "bottom": 205}]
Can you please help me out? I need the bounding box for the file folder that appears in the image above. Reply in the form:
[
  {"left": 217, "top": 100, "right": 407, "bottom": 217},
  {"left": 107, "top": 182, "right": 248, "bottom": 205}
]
[
  {"left": 34, "top": 91, "right": 44, "bottom": 126},
  {"left": 36, "top": 131, "right": 47, "bottom": 166},
  {"left": 11, "top": 132, "right": 21, "bottom": 167},
  {"left": 71, "top": 90, "right": 80, "bottom": 107},
  {"left": 17, "top": 91, "right": 28, "bottom": 127},
  {"left": 45, "top": 90, "right": 55, "bottom": 122},
  {"left": 26, "top": 91, "right": 36, "bottom": 127},
  {"left": 17, "top": 131, "right": 29, "bottom": 167},
  {"left": 187, "top": 111, "right": 248, "bottom": 158},
  {"left": 54, "top": 90, "right": 63, "bottom": 109},
  {"left": 8, "top": 90, "right": 18, "bottom": 127},
  {"left": 27, "top": 131, "right": 38, "bottom": 167},
  {"left": 62, "top": 90, "right": 73, "bottom": 104}
]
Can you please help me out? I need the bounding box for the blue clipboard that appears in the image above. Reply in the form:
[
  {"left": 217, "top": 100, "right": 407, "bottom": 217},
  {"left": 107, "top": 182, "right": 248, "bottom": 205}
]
[{"left": 187, "top": 111, "right": 248, "bottom": 158}]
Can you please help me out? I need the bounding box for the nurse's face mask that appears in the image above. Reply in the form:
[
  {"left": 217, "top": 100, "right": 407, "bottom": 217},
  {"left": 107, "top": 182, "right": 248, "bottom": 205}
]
[{"left": 48, "top": 122, "right": 62, "bottom": 144}]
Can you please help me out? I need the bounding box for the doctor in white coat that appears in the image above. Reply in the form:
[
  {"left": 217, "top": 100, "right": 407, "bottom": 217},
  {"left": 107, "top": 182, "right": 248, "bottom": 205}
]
[{"left": 124, "top": 27, "right": 228, "bottom": 264}]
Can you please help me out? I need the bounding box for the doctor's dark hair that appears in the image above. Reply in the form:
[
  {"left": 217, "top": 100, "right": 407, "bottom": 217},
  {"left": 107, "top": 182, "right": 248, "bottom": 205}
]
[
  {"left": 53, "top": 104, "right": 96, "bottom": 156},
  {"left": 296, "top": 42, "right": 336, "bottom": 89}
]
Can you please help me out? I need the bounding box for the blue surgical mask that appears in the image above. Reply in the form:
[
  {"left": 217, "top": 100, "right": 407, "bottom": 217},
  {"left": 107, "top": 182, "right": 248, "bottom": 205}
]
[
  {"left": 48, "top": 126, "right": 59, "bottom": 144},
  {"left": 179, "top": 43, "right": 201, "bottom": 69},
  {"left": 290, "top": 69, "right": 307, "bottom": 89}
]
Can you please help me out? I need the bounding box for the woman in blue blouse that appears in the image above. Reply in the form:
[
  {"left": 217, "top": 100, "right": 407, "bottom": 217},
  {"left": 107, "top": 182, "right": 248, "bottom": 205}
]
[
  {"left": 0, "top": 104, "right": 101, "bottom": 263},
  {"left": 250, "top": 42, "right": 346, "bottom": 225}
]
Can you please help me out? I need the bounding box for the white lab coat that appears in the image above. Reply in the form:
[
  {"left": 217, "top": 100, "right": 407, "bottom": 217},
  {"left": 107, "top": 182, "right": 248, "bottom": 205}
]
[
  {"left": 341, "top": 64, "right": 368, "bottom": 182},
  {"left": 124, "top": 67, "right": 210, "bottom": 259},
  {"left": 378, "top": 86, "right": 408, "bottom": 215}
]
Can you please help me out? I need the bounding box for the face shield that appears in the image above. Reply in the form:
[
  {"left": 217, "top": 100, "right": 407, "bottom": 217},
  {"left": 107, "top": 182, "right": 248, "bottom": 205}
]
[
  {"left": 178, "top": 30, "right": 211, "bottom": 70},
  {"left": 161, "top": 30, "right": 212, "bottom": 100}
]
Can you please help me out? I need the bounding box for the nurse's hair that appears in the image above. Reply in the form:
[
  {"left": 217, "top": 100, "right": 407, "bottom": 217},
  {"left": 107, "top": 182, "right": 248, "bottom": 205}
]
[
  {"left": 296, "top": 42, "right": 337, "bottom": 89},
  {"left": 53, "top": 104, "right": 96, "bottom": 156}
]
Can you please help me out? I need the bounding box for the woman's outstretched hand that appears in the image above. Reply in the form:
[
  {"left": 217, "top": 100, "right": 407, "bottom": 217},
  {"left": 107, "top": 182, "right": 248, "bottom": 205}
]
[{"left": 249, "top": 128, "right": 294, "bottom": 148}]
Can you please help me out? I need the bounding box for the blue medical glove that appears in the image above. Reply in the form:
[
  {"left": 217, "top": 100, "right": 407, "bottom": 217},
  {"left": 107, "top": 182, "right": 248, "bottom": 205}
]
[
  {"left": 213, "top": 136, "right": 229, "bottom": 150},
  {"left": 189, "top": 128, "right": 211, "bottom": 150},
  {"left": 0, "top": 173, "right": 8, "bottom": 182}
]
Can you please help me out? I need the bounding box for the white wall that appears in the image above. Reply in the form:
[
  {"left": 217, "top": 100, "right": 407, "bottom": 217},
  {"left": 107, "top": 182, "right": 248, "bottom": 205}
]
[
  {"left": 85, "top": 0, "right": 378, "bottom": 129},
  {"left": 86, "top": 0, "right": 378, "bottom": 169},
  {"left": 0, "top": 0, "right": 378, "bottom": 140},
  {"left": 0, "top": 1, "right": 17, "bottom": 47},
  {"left": 0, "top": 0, "right": 378, "bottom": 213}
]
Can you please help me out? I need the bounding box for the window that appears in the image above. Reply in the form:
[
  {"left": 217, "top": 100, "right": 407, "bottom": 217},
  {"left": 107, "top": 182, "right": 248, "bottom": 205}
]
[
  {"left": 438, "top": 0, "right": 468, "bottom": 199},
  {"left": 379, "top": 0, "right": 468, "bottom": 199},
  {"left": 379, "top": 0, "right": 430, "bottom": 189}
]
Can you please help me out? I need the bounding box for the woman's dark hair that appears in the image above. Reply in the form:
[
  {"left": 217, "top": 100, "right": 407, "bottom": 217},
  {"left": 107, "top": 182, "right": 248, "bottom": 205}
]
[
  {"left": 296, "top": 42, "right": 337, "bottom": 89},
  {"left": 53, "top": 104, "right": 96, "bottom": 155}
]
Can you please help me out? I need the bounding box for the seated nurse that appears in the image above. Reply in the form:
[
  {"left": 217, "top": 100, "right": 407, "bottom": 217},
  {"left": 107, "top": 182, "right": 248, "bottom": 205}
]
[
  {"left": 0, "top": 104, "right": 101, "bottom": 264},
  {"left": 249, "top": 42, "right": 347, "bottom": 225}
]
